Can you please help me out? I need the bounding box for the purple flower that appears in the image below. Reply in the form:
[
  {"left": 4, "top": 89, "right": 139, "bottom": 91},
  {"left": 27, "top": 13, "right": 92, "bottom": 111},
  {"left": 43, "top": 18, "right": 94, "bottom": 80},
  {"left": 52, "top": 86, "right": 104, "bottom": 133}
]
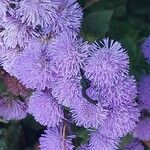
[
  {"left": 141, "top": 36, "right": 150, "bottom": 61},
  {"left": 100, "top": 76, "right": 137, "bottom": 106},
  {"left": 86, "top": 76, "right": 137, "bottom": 106},
  {"left": 16, "top": 0, "right": 59, "bottom": 28},
  {"left": 138, "top": 75, "right": 150, "bottom": 111},
  {"left": 12, "top": 39, "right": 58, "bottom": 90},
  {"left": 85, "top": 38, "right": 129, "bottom": 87},
  {"left": 86, "top": 82, "right": 100, "bottom": 101},
  {"left": 124, "top": 139, "right": 144, "bottom": 150},
  {"left": 0, "top": 97, "right": 27, "bottom": 120},
  {"left": 52, "top": 77, "right": 82, "bottom": 107},
  {"left": 39, "top": 128, "right": 74, "bottom": 150},
  {"left": 49, "top": 31, "right": 88, "bottom": 78},
  {"left": 1, "top": 46, "right": 20, "bottom": 75},
  {"left": 1, "top": 17, "right": 32, "bottom": 48},
  {"left": 71, "top": 96, "right": 109, "bottom": 128},
  {"left": 100, "top": 102, "right": 140, "bottom": 138},
  {"left": 134, "top": 118, "right": 150, "bottom": 141},
  {"left": 77, "top": 144, "right": 89, "bottom": 150},
  {"left": 0, "top": 0, "right": 7, "bottom": 19},
  {"left": 89, "top": 130, "right": 119, "bottom": 150},
  {"left": 52, "top": 0, "right": 83, "bottom": 33},
  {"left": 28, "top": 91, "right": 64, "bottom": 127}
]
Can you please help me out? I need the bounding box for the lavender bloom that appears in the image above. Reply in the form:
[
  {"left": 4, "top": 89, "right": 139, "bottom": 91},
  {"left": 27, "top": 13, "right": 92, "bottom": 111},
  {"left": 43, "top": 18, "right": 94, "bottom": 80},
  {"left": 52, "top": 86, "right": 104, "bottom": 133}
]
[
  {"left": 141, "top": 36, "right": 150, "bottom": 61},
  {"left": 77, "top": 144, "right": 89, "bottom": 150},
  {"left": 86, "top": 82, "right": 100, "bottom": 101},
  {"left": 138, "top": 75, "right": 150, "bottom": 111},
  {"left": 0, "top": 0, "right": 7, "bottom": 19},
  {"left": 85, "top": 38, "right": 129, "bottom": 87},
  {"left": 0, "top": 97, "right": 27, "bottom": 120},
  {"left": 52, "top": 77, "right": 82, "bottom": 107},
  {"left": 28, "top": 91, "right": 63, "bottom": 127},
  {"left": 100, "top": 102, "right": 140, "bottom": 138},
  {"left": 12, "top": 39, "right": 58, "bottom": 90},
  {"left": 49, "top": 31, "right": 88, "bottom": 78},
  {"left": 39, "top": 128, "right": 74, "bottom": 150},
  {"left": 134, "top": 118, "right": 150, "bottom": 141},
  {"left": 2, "top": 46, "right": 20, "bottom": 76},
  {"left": 124, "top": 139, "right": 144, "bottom": 150},
  {"left": 86, "top": 76, "right": 137, "bottom": 106},
  {"left": 71, "top": 96, "right": 109, "bottom": 128},
  {"left": 100, "top": 76, "right": 137, "bottom": 106},
  {"left": 16, "top": 0, "right": 59, "bottom": 28},
  {"left": 89, "top": 130, "right": 119, "bottom": 150},
  {"left": 1, "top": 17, "right": 32, "bottom": 48},
  {"left": 52, "top": 0, "right": 83, "bottom": 33}
]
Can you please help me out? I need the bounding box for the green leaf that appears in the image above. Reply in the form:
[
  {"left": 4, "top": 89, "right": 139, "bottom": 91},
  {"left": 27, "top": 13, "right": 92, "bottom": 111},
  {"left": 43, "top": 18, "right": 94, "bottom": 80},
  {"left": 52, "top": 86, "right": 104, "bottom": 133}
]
[
  {"left": 114, "top": 5, "right": 126, "bottom": 17},
  {"left": 82, "top": 10, "right": 113, "bottom": 41},
  {"left": 118, "top": 133, "right": 133, "bottom": 149},
  {"left": 0, "top": 79, "right": 7, "bottom": 93}
]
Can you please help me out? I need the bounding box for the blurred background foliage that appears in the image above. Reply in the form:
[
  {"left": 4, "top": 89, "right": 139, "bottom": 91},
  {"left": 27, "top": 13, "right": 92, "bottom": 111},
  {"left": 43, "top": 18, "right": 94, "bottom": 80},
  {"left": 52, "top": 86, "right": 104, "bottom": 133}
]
[{"left": 0, "top": 0, "right": 150, "bottom": 149}]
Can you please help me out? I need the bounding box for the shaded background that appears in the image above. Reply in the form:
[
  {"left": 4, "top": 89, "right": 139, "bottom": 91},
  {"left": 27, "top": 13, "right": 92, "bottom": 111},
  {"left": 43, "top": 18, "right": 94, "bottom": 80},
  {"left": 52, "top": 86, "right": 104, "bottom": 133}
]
[{"left": 0, "top": 0, "right": 150, "bottom": 149}]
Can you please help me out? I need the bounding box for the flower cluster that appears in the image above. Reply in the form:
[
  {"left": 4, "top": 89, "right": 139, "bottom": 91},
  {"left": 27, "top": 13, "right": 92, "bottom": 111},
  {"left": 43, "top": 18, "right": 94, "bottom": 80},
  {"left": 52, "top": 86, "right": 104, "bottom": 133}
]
[{"left": 0, "top": 0, "right": 140, "bottom": 150}]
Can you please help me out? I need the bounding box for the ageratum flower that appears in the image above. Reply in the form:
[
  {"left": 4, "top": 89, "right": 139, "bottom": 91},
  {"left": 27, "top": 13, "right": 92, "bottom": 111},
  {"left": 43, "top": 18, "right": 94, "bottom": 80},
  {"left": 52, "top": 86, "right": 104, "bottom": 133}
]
[
  {"left": 39, "top": 128, "right": 74, "bottom": 150},
  {"left": 86, "top": 81, "right": 100, "bottom": 101},
  {"left": 85, "top": 38, "right": 129, "bottom": 87},
  {"left": 89, "top": 130, "right": 119, "bottom": 150},
  {"left": 100, "top": 102, "right": 140, "bottom": 138},
  {"left": 0, "top": 97, "right": 27, "bottom": 120},
  {"left": 1, "top": 17, "right": 32, "bottom": 48},
  {"left": 124, "top": 139, "right": 144, "bottom": 150},
  {"left": 2, "top": 46, "right": 20, "bottom": 76},
  {"left": 12, "top": 39, "right": 58, "bottom": 90},
  {"left": 100, "top": 76, "right": 137, "bottom": 106},
  {"left": 71, "top": 95, "right": 109, "bottom": 128},
  {"left": 141, "top": 36, "right": 150, "bottom": 61},
  {"left": 49, "top": 31, "right": 88, "bottom": 78},
  {"left": 28, "top": 91, "right": 63, "bottom": 127},
  {"left": 52, "top": 77, "right": 82, "bottom": 107},
  {"left": 138, "top": 75, "right": 150, "bottom": 111},
  {"left": 52, "top": 0, "right": 83, "bottom": 33},
  {"left": 86, "top": 76, "right": 137, "bottom": 106},
  {"left": 78, "top": 144, "right": 89, "bottom": 150},
  {"left": 0, "top": 0, "right": 7, "bottom": 19},
  {"left": 16, "top": 0, "right": 59, "bottom": 28},
  {"left": 134, "top": 118, "right": 150, "bottom": 141}
]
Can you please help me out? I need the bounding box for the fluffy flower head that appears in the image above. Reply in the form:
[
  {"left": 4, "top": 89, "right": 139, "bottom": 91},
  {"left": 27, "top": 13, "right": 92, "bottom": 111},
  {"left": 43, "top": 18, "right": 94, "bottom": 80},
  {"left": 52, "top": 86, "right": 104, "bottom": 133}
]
[
  {"left": 52, "top": 0, "right": 83, "bottom": 33},
  {"left": 100, "top": 102, "right": 140, "bottom": 138},
  {"left": 71, "top": 96, "right": 109, "bottom": 128},
  {"left": 12, "top": 39, "right": 58, "bottom": 90},
  {"left": 89, "top": 130, "right": 119, "bottom": 150},
  {"left": 138, "top": 75, "right": 150, "bottom": 111},
  {"left": 0, "top": 97, "right": 27, "bottom": 120},
  {"left": 134, "top": 118, "right": 150, "bottom": 141},
  {"left": 86, "top": 76, "right": 137, "bottom": 106},
  {"left": 39, "top": 128, "right": 74, "bottom": 150},
  {"left": 85, "top": 38, "right": 129, "bottom": 87},
  {"left": 52, "top": 78, "right": 82, "bottom": 107},
  {"left": 141, "top": 36, "right": 150, "bottom": 61},
  {"left": 49, "top": 31, "right": 88, "bottom": 78},
  {"left": 16, "top": 0, "right": 59, "bottom": 28},
  {"left": 28, "top": 91, "right": 63, "bottom": 127},
  {"left": 1, "top": 17, "right": 31, "bottom": 48}
]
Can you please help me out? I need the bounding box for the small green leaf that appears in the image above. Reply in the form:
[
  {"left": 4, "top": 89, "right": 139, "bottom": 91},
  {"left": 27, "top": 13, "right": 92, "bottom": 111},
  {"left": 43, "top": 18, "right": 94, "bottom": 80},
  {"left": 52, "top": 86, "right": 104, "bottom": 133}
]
[{"left": 82, "top": 10, "right": 113, "bottom": 41}]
